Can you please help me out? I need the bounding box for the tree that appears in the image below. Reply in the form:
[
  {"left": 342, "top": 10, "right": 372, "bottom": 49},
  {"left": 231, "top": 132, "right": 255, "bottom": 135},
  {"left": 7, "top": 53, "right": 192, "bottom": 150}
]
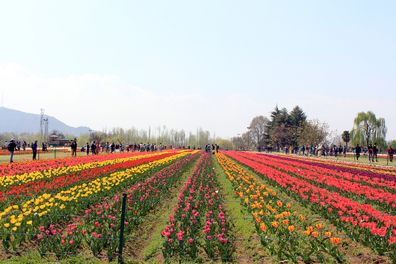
[
  {"left": 267, "top": 106, "right": 291, "bottom": 150},
  {"left": 241, "top": 131, "right": 254, "bottom": 150},
  {"left": 289, "top": 106, "right": 307, "bottom": 147},
  {"left": 271, "top": 124, "right": 292, "bottom": 148},
  {"left": 78, "top": 134, "right": 90, "bottom": 146},
  {"left": 289, "top": 106, "right": 306, "bottom": 127},
  {"left": 231, "top": 136, "right": 245, "bottom": 150},
  {"left": 215, "top": 138, "right": 234, "bottom": 150},
  {"left": 350, "top": 111, "right": 387, "bottom": 147},
  {"left": 342, "top": 131, "right": 350, "bottom": 148},
  {"left": 298, "top": 120, "right": 329, "bottom": 146},
  {"left": 247, "top": 116, "right": 269, "bottom": 149}
]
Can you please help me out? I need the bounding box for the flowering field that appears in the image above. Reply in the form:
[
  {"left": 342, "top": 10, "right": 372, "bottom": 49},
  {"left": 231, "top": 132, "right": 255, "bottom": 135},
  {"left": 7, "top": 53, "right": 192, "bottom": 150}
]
[
  {"left": 0, "top": 150, "right": 394, "bottom": 263},
  {"left": 223, "top": 151, "right": 396, "bottom": 263}
]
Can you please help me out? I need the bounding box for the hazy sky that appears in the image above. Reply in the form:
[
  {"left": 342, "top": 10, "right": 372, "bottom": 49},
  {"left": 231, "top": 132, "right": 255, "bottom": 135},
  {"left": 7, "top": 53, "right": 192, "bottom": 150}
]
[{"left": 0, "top": 0, "right": 395, "bottom": 139}]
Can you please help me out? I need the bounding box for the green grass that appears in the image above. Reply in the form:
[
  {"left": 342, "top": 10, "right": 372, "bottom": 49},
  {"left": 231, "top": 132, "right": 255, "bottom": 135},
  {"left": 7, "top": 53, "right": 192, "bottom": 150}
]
[
  {"left": 0, "top": 250, "right": 115, "bottom": 264},
  {"left": 0, "top": 151, "right": 88, "bottom": 164}
]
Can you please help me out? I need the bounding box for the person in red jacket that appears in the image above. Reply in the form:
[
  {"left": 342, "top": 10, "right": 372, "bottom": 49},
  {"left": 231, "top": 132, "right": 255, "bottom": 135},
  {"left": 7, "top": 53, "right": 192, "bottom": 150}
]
[{"left": 388, "top": 146, "right": 394, "bottom": 162}]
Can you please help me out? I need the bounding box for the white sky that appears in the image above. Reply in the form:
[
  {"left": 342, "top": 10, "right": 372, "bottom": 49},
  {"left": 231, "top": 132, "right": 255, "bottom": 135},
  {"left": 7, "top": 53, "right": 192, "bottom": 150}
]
[{"left": 0, "top": 1, "right": 395, "bottom": 139}]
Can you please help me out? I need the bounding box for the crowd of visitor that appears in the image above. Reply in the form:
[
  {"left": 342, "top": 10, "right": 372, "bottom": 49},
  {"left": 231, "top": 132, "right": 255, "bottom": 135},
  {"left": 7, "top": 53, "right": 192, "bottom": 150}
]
[
  {"left": 80, "top": 142, "right": 174, "bottom": 155},
  {"left": 265, "top": 143, "right": 395, "bottom": 163},
  {"left": 4, "top": 136, "right": 393, "bottom": 165},
  {"left": 205, "top": 144, "right": 220, "bottom": 153}
]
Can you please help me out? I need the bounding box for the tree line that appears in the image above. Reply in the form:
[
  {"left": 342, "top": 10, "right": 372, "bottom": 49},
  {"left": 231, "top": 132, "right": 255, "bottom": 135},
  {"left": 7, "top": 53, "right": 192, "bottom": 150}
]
[
  {"left": 232, "top": 106, "right": 394, "bottom": 152},
  {"left": 1, "top": 108, "right": 394, "bottom": 152},
  {"left": 0, "top": 127, "right": 234, "bottom": 150}
]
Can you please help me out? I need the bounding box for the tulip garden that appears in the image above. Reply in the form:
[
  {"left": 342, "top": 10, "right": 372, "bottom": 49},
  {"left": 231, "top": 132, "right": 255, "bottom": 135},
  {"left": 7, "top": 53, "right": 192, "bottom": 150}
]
[{"left": 0, "top": 150, "right": 395, "bottom": 263}]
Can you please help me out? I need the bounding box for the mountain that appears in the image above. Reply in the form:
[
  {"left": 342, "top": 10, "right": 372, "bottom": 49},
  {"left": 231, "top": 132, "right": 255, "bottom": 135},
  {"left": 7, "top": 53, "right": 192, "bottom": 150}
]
[{"left": 0, "top": 107, "right": 91, "bottom": 136}]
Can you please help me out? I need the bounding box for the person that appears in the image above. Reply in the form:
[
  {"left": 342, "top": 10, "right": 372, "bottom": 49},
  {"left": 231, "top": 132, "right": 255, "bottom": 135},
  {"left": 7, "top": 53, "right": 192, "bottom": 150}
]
[
  {"left": 8, "top": 139, "right": 17, "bottom": 163},
  {"left": 368, "top": 144, "right": 373, "bottom": 162},
  {"left": 301, "top": 145, "right": 305, "bottom": 156},
  {"left": 388, "top": 146, "right": 394, "bottom": 162},
  {"left": 96, "top": 142, "right": 100, "bottom": 154},
  {"left": 91, "top": 141, "right": 97, "bottom": 155},
  {"left": 355, "top": 144, "right": 362, "bottom": 160},
  {"left": 32, "top": 140, "right": 38, "bottom": 160},
  {"left": 70, "top": 138, "right": 77, "bottom": 157},
  {"left": 106, "top": 142, "right": 110, "bottom": 152},
  {"left": 86, "top": 142, "right": 90, "bottom": 155},
  {"left": 373, "top": 144, "right": 378, "bottom": 162}
]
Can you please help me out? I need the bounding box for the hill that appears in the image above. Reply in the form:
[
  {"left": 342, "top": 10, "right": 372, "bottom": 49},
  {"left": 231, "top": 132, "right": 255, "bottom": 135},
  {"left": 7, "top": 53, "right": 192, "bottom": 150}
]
[{"left": 0, "top": 107, "right": 90, "bottom": 136}]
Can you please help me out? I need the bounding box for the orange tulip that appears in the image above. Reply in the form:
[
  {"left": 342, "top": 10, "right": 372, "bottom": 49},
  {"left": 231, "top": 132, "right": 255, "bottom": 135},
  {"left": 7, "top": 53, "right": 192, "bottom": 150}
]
[
  {"left": 330, "top": 237, "right": 341, "bottom": 245},
  {"left": 271, "top": 221, "right": 279, "bottom": 228}
]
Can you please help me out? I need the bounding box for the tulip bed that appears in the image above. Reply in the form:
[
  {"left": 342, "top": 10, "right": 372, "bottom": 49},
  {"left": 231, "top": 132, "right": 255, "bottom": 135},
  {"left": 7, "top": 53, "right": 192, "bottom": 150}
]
[
  {"left": 36, "top": 151, "right": 200, "bottom": 260},
  {"left": 0, "top": 151, "right": 148, "bottom": 176},
  {"left": 1, "top": 149, "right": 395, "bottom": 263},
  {"left": 216, "top": 153, "right": 344, "bottom": 263},
  {"left": 0, "top": 152, "right": 178, "bottom": 207},
  {"left": 264, "top": 154, "right": 396, "bottom": 192},
  {"left": 243, "top": 154, "right": 396, "bottom": 214},
  {"left": 0, "top": 150, "right": 191, "bottom": 252},
  {"left": 162, "top": 153, "right": 233, "bottom": 262},
  {"left": 0, "top": 151, "right": 167, "bottom": 188},
  {"left": 224, "top": 151, "right": 396, "bottom": 261},
  {"left": 275, "top": 154, "right": 396, "bottom": 178}
]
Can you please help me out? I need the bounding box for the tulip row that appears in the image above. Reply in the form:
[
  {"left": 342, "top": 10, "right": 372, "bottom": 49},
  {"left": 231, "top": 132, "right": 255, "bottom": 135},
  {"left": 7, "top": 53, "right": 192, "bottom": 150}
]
[
  {"left": 0, "top": 151, "right": 150, "bottom": 177},
  {"left": 0, "top": 150, "right": 32, "bottom": 156},
  {"left": 216, "top": 153, "right": 344, "bottom": 263},
  {"left": 275, "top": 154, "right": 396, "bottom": 178},
  {"left": 257, "top": 153, "right": 396, "bottom": 192},
  {"left": 225, "top": 151, "right": 396, "bottom": 259},
  {"left": 0, "top": 152, "right": 177, "bottom": 209},
  {"left": 0, "top": 151, "right": 190, "bottom": 250},
  {"left": 162, "top": 154, "right": 233, "bottom": 261},
  {"left": 0, "top": 151, "right": 171, "bottom": 188},
  {"left": 244, "top": 154, "right": 396, "bottom": 213},
  {"left": 36, "top": 151, "right": 200, "bottom": 260}
]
